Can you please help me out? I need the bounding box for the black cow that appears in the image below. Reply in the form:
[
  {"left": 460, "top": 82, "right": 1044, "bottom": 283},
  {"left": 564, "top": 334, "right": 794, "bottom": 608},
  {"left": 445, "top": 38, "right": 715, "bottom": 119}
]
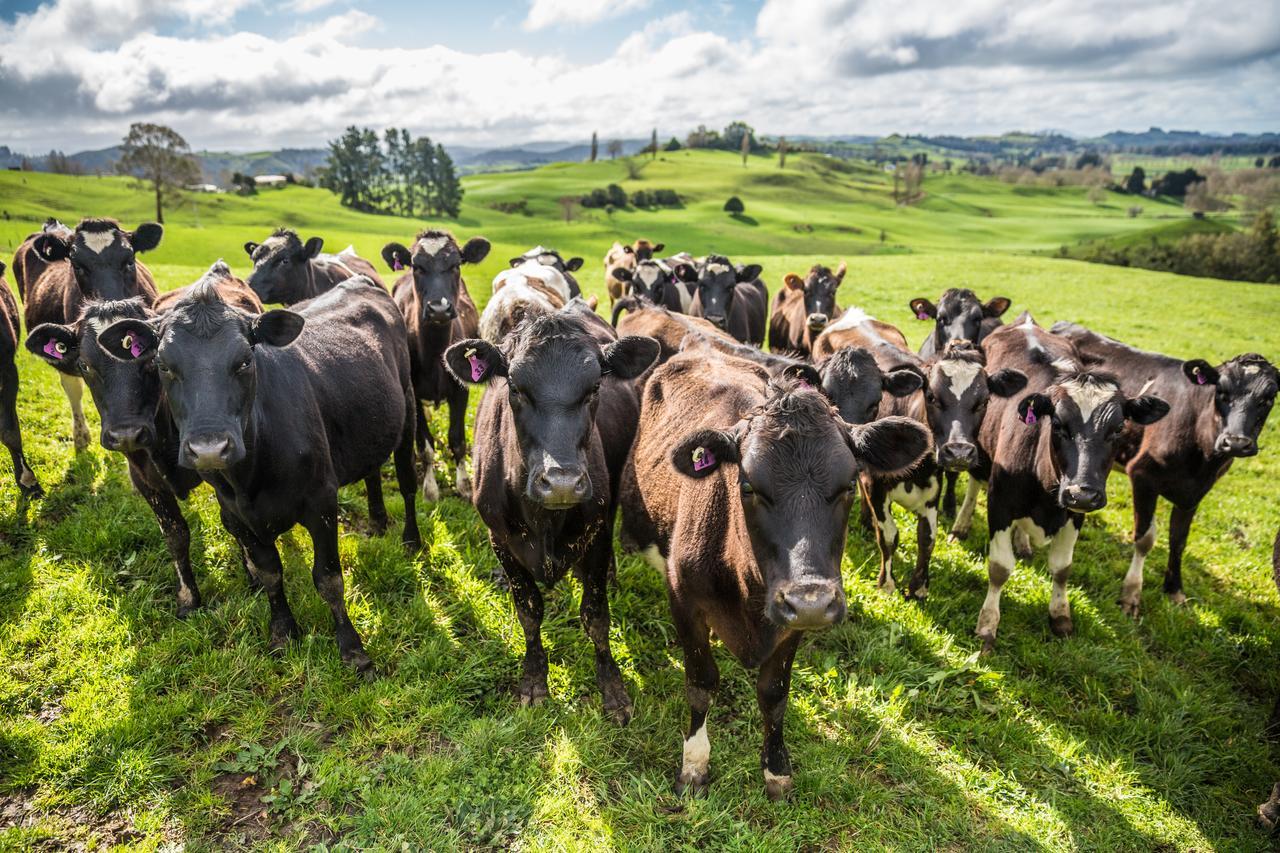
[
  {"left": 969, "top": 315, "right": 1168, "bottom": 651},
  {"left": 95, "top": 277, "right": 419, "bottom": 676},
  {"left": 444, "top": 303, "right": 658, "bottom": 722},
  {"left": 673, "top": 255, "right": 767, "bottom": 346},
  {"left": 1053, "top": 322, "right": 1278, "bottom": 614},
  {"left": 1, "top": 262, "right": 41, "bottom": 501},
  {"left": 609, "top": 259, "right": 686, "bottom": 313},
  {"left": 244, "top": 229, "right": 384, "bottom": 305}
]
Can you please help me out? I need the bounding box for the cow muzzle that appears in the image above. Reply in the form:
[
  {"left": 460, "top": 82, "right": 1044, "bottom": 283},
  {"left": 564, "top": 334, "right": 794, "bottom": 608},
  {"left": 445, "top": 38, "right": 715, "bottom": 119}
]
[
  {"left": 102, "top": 422, "right": 156, "bottom": 453},
  {"left": 767, "top": 579, "right": 847, "bottom": 630},
  {"left": 1215, "top": 433, "right": 1258, "bottom": 457},
  {"left": 528, "top": 466, "right": 592, "bottom": 508},
  {"left": 937, "top": 441, "right": 978, "bottom": 471},
  {"left": 181, "top": 433, "right": 240, "bottom": 471},
  {"left": 806, "top": 313, "right": 829, "bottom": 333},
  {"left": 705, "top": 314, "right": 727, "bottom": 330},
  {"left": 422, "top": 299, "right": 455, "bottom": 325},
  {"left": 1060, "top": 483, "right": 1106, "bottom": 512}
]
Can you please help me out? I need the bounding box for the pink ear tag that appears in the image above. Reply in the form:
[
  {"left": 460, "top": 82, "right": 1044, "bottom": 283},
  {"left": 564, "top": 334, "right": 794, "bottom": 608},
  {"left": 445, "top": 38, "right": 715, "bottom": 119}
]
[
  {"left": 393, "top": 257, "right": 404, "bottom": 271},
  {"left": 44, "top": 339, "right": 66, "bottom": 360},
  {"left": 692, "top": 446, "right": 716, "bottom": 472},
  {"left": 1193, "top": 367, "right": 1206, "bottom": 385},
  {"left": 464, "top": 347, "right": 487, "bottom": 381},
  {"left": 121, "top": 333, "right": 142, "bottom": 358},
  {"left": 916, "top": 311, "right": 930, "bottom": 320},
  {"left": 1024, "top": 409, "right": 1038, "bottom": 426}
]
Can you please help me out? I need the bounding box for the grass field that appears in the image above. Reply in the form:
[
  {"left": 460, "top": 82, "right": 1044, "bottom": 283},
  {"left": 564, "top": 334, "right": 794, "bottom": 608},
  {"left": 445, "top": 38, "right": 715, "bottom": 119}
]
[{"left": 1, "top": 153, "right": 1278, "bottom": 850}]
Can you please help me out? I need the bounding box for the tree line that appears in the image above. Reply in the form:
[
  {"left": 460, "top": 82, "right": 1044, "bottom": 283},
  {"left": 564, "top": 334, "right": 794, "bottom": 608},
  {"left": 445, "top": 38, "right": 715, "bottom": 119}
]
[{"left": 318, "top": 127, "right": 463, "bottom": 218}]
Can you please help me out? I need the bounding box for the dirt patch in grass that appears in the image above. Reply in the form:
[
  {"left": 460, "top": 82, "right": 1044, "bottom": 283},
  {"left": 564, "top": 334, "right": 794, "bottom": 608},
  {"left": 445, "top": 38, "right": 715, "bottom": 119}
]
[{"left": 0, "top": 788, "right": 151, "bottom": 850}]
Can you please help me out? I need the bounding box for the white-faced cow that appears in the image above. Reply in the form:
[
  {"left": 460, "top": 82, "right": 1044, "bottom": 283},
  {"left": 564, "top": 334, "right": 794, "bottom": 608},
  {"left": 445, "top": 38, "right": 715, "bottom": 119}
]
[
  {"left": 1052, "top": 321, "right": 1278, "bottom": 615},
  {"left": 382, "top": 230, "right": 490, "bottom": 501},
  {"left": 768, "top": 262, "right": 846, "bottom": 359},
  {"left": 1, "top": 261, "right": 41, "bottom": 501},
  {"left": 967, "top": 314, "right": 1168, "bottom": 651},
  {"left": 23, "top": 218, "right": 163, "bottom": 452},
  {"left": 511, "top": 246, "right": 584, "bottom": 298},
  {"left": 445, "top": 303, "right": 658, "bottom": 722},
  {"left": 94, "top": 276, "right": 420, "bottom": 678},
  {"left": 243, "top": 228, "right": 383, "bottom": 305},
  {"left": 672, "top": 255, "right": 767, "bottom": 346},
  {"left": 620, "top": 346, "right": 928, "bottom": 799}
]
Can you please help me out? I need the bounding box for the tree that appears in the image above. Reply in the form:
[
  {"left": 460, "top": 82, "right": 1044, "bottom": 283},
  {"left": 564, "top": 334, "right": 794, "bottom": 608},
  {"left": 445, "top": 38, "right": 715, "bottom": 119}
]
[
  {"left": 722, "top": 121, "right": 758, "bottom": 155},
  {"left": 741, "top": 130, "right": 750, "bottom": 167},
  {"left": 1076, "top": 151, "right": 1104, "bottom": 169},
  {"left": 724, "top": 196, "right": 744, "bottom": 215},
  {"left": 116, "top": 122, "right": 200, "bottom": 224},
  {"left": 558, "top": 195, "right": 579, "bottom": 223},
  {"left": 433, "top": 143, "right": 464, "bottom": 217},
  {"left": 606, "top": 183, "right": 627, "bottom": 207},
  {"left": 778, "top": 136, "right": 787, "bottom": 169},
  {"left": 1124, "top": 166, "right": 1146, "bottom": 195},
  {"left": 1257, "top": 157, "right": 1266, "bottom": 168},
  {"left": 590, "top": 132, "right": 598, "bottom": 163},
  {"left": 230, "top": 172, "right": 257, "bottom": 195},
  {"left": 651, "top": 128, "right": 658, "bottom": 160},
  {"left": 1087, "top": 185, "right": 1106, "bottom": 205},
  {"left": 623, "top": 157, "right": 646, "bottom": 180},
  {"left": 664, "top": 137, "right": 682, "bottom": 152},
  {"left": 607, "top": 139, "right": 624, "bottom": 160}
]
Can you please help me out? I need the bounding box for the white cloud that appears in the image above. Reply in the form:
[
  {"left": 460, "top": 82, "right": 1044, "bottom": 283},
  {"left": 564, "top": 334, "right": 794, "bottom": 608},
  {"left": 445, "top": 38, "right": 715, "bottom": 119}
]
[
  {"left": 522, "top": 0, "right": 651, "bottom": 32},
  {"left": 290, "top": 0, "right": 340, "bottom": 11}
]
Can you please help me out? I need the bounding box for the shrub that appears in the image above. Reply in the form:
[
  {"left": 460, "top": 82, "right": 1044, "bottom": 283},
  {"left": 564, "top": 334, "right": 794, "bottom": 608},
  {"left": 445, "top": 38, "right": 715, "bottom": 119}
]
[
  {"left": 1127, "top": 206, "right": 1143, "bottom": 218},
  {"left": 724, "top": 196, "right": 744, "bottom": 214}
]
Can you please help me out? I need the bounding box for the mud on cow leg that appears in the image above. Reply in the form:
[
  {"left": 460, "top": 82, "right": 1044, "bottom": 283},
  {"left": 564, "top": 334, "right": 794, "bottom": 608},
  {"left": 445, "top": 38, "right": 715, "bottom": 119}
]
[{"left": 498, "top": 545, "right": 549, "bottom": 707}]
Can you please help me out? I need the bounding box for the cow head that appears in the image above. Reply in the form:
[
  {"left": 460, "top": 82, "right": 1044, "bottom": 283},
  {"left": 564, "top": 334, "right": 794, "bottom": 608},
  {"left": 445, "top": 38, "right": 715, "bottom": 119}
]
[
  {"left": 611, "top": 259, "right": 670, "bottom": 302},
  {"left": 243, "top": 228, "right": 324, "bottom": 304},
  {"left": 784, "top": 262, "right": 846, "bottom": 334},
  {"left": 671, "top": 386, "right": 929, "bottom": 631},
  {"left": 94, "top": 281, "right": 305, "bottom": 471},
  {"left": 1017, "top": 372, "right": 1168, "bottom": 512},
  {"left": 510, "top": 245, "right": 583, "bottom": 275},
  {"left": 27, "top": 297, "right": 163, "bottom": 453},
  {"left": 676, "top": 255, "right": 760, "bottom": 330},
  {"left": 910, "top": 288, "right": 1010, "bottom": 347},
  {"left": 631, "top": 240, "right": 664, "bottom": 260},
  {"left": 34, "top": 218, "right": 162, "bottom": 301},
  {"left": 926, "top": 340, "right": 1027, "bottom": 471},
  {"left": 817, "top": 346, "right": 923, "bottom": 425},
  {"left": 1182, "top": 353, "right": 1278, "bottom": 457},
  {"left": 383, "top": 231, "right": 490, "bottom": 326},
  {"left": 446, "top": 312, "right": 658, "bottom": 508}
]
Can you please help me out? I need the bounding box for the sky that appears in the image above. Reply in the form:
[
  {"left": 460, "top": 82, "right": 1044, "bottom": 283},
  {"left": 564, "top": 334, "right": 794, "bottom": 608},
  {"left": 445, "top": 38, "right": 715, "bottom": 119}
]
[{"left": 0, "top": 0, "right": 1276, "bottom": 154}]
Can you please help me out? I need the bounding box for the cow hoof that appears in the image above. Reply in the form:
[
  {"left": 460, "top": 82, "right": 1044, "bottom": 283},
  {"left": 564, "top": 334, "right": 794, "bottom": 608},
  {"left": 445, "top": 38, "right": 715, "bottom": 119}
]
[
  {"left": 1049, "top": 615, "right": 1074, "bottom": 637},
  {"left": 878, "top": 579, "right": 897, "bottom": 596},
  {"left": 764, "top": 773, "right": 794, "bottom": 802},
  {"left": 949, "top": 527, "right": 969, "bottom": 543},
  {"left": 1258, "top": 783, "right": 1280, "bottom": 832},
  {"left": 976, "top": 630, "right": 997, "bottom": 655},
  {"left": 1118, "top": 596, "right": 1142, "bottom": 619},
  {"left": 602, "top": 685, "right": 633, "bottom": 726},
  {"left": 906, "top": 585, "right": 928, "bottom": 602},
  {"left": 369, "top": 514, "right": 390, "bottom": 535},
  {"left": 402, "top": 530, "right": 422, "bottom": 553},
  {"left": 268, "top": 620, "right": 300, "bottom": 653},
  {"left": 344, "top": 651, "right": 376, "bottom": 682},
  {"left": 675, "top": 770, "right": 709, "bottom": 797},
  {"left": 518, "top": 677, "right": 550, "bottom": 707},
  {"left": 455, "top": 470, "right": 473, "bottom": 502},
  {"left": 421, "top": 475, "right": 440, "bottom": 503},
  {"left": 175, "top": 601, "right": 201, "bottom": 620},
  {"left": 1167, "top": 590, "right": 1188, "bottom": 607},
  {"left": 1014, "top": 543, "right": 1034, "bottom": 561}
]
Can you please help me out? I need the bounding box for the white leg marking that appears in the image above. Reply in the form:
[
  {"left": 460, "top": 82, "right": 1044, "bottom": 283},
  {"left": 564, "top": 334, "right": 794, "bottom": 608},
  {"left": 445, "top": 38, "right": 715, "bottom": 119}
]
[
  {"left": 420, "top": 440, "right": 440, "bottom": 502},
  {"left": 763, "top": 767, "right": 793, "bottom": 798},
  {"left": 879, "top": 497, "right": 898, "bottom": 594},
  {"left": 60, "top": 374, "right": 90, "bottom": 452},
  {"left": 642, "top": 545, "right": 667, "bottom": 573},
  {"left": 681, "top": 722, "right": 710, "bottom": 779},
  {"left": 1121, "top": 519, "right": 1156, "bottom": 613},
  {"left": 455, "top": 462, "right": 472, "bottom": 501},
  {"left": 978, "top": 528, "right": 1014, "bottom": 643},
  {"left": 952, "top": 478, "right": 979, "bottom": 539},
  {"left": 19, "top": 467, "right": 38, "bottom": 488},
  {"left": 175, "top": 564, "right": 196, "bottom": 610},
  {"left": 1047, "top": 522, "right": 1080, "bottom": 623}
]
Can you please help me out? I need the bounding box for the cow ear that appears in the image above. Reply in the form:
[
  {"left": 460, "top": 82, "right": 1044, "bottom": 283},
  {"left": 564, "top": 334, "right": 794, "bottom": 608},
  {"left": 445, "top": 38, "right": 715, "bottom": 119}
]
[
  {"left": 244, "top": 241, "right": 259, "bottom": 259},
  {"left": 833, "top": 261, "right": 847, "bottom": 284},
  {"left": 883, "top": 366, "right": 924, "bottom": 397},
  {"left": 508, "top": 256, "right": 525, "bottom": 268},
  {"left": 461, "top": 237, "right": 491, "bottom": 264},
  {"left": 128, "top": 223, "right": 163, "bottom": 253},
  {"left": 847, "top": 415, "right": 930, "bottom": 478},
  {"left": 95, "top": 318, "right": 159, "bottom": 363},
  {"left": 983, "top": 296, "right": 1012, "bottom": 318},
  {"left": 622, "top": 245, "right": 634, "bottom": 255},
  {"left": 610, "top": 267, "right": 633, "bottom": 283},
  {"left": 601, "top": 336, "right": 659, "bottom": 380},
  {"left": 1016, "top": 393, "right": 1053, "bottom": 426},
  {"left": 0, "top": 260, "right": 6, "bottom": 278},
  {"left": 302, "top": 237, "right": 324, "bottom": 259},
  {"left": 33, "top": 232, "right": 71, "bottom": 263},
  {"left": 1125, "top": 395, "right": 1170, "bottom": 425},
  {"left": 780, "top": 362, "right": 822, "bottom": 389},
  {"left": 1182, "top": 359, "right": 1219, "bottom": 386},
  {"left": 652, "top": 243, "right": 665, "bottom": 254},
  {"left": 445, "top": 338, "right": 507, "bottom": 384},
  {"left": 564, "top": 256, "right": 584, "bottom": 272},
  {"left": 987, "top": 368, "right": 1028, "bottom": 398},
  {"left": 736, "top": 263, "right": 762, "bottom": 283},
  {"left": 250, "top": 310, "right": 304, "bottom": 347},
  {"left": 25, "top": 323, "right": 81, "bottom": 373},
  {"left": 381, "top": 242, "right": 411, "bottom": 272},
  {"left": 671, "top": 428, "right": 740, "bottom": 479},
  {"left": 909, "top": 298, "right": 936, "bottom": 321},
  {"left": 674, "top": 263, "right": 697, "bottom": 283},
  {"left": 783, "top": 273, "right": 805, "bottom": 291}
]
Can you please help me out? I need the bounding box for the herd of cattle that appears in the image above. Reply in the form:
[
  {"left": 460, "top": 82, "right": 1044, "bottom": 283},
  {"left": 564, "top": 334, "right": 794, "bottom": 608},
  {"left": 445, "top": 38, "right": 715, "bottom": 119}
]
[{"left": 0, "top": 218, "right": 1278, "bottom": 809}]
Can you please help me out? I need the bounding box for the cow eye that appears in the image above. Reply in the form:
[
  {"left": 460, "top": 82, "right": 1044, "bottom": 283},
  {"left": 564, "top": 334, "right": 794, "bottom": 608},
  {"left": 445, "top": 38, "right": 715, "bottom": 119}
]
[
  {"left": 235, "top": 356, "right": 252, "bottom": 374},
  {"left": 156, "top": 361, "right": 175, "bottom": 378},
  {"left": 739, "top": 479, "right": 754, "bottom": 495}
]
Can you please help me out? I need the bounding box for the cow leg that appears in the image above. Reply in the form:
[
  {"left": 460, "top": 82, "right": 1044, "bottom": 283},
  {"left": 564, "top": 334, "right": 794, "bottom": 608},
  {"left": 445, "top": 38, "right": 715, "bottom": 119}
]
[
  {"left": 240, "top": 546, "right": 262, "bottom": 591},
  {"left": 394, "top": 407, "right": 421, "bottom": 550},
  {"left": 871, "top": 493, "right": 899, "bottom": 594},
  {"left": 447, "top": 383, "right": 471, "bottom": 501},
  {"left": 364, "top": 473, "right": 388, "bottom": 534},
  {"left": 1120, "top": 480, "right": 1159, "bottom": 618},
  {"left": 576, "top": 529, "right": 631, "bottom": 725},
  {"left": 1163, "top": 504, "right": 1197, "bottom": 606},
  {"left": 950, "top": 477, "right": 980, "bottom": 541},
  {"left": 0, "top": 363, "right": 40, "bottom": 499},
  {"left": 758, "top": 632, "right": 803, "bottom": 801},
  {"left": 1013, "top": 526, "right": 1035, "bottom": 561},
  {"left": 1047, "top": 518, "right": 1081, "bottom": 637},
  {"left": 671, "top": 594, "right": 718, "bottom": 797},
  {"left": 907, "top": 503, "right": 938, "bottom": 601},
  {"left": 304, "top": 502, "right": 374, "bottom": 680},
  {"left": 941, "top": 471, "right": 959, "bottom": 518},
  {"left": 127, "top": 453, "right": 199, "bottom": 617},
  {"left": 59, "top": 373, "right": 91, "bottom": 453},
  {"left": 497, "top": 543, "right": 549, "bottom": 706},
  {"left": 417, "top": 403, "right": 440, "bottom": 502},
  {"left": 976, "top": 526, "right": 1014, "bottom": 653},
  {"left": 224, "top": 512, "right": 299, "bottom": 651}
]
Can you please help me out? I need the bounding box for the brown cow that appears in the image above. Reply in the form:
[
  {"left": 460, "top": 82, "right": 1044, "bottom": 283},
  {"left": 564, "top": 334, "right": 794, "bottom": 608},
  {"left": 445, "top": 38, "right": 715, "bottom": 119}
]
[
  {"left": 381, "top": 230, "right": 489, "bottom": 501},
  {"left": 24, "top": 218, "right": 163, "bottom": 452},
  {"left": 603, "top": 239, "right": 665, "bottom": 306},
  {"left": 1, "top": 261, "right": 41, "bottom": 500},
  {"left": 12, "top": 219, "right": 74, "bottom": 301},
  {"left": 767, "top": 262, "right": 846, "bottom": 359},
  {"left": 620, "top": 347, "right": 928, "bottom": 799},
  {"left": 243, "top": 229, "right": 383, "bottom": 305},
  {"left": 612, "top": 296, "right": 732, "bottom": 363}
]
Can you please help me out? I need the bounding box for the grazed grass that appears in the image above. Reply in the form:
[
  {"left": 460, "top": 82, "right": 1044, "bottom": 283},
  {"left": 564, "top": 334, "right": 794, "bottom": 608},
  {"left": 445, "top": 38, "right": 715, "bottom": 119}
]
[{"left": 0, "top": 159, "right": 1278, "bottom": 850}]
